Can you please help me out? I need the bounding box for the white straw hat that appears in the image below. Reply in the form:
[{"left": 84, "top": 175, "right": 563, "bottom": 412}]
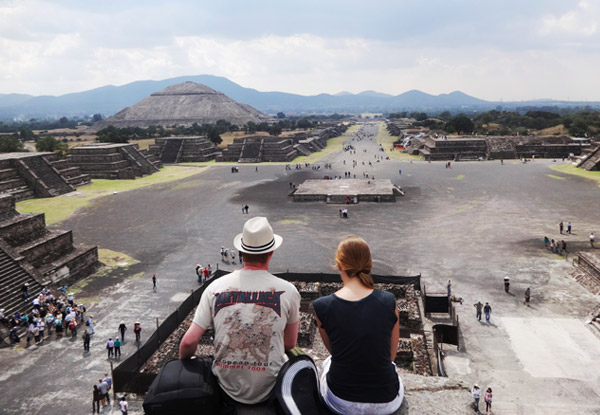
[{"left": 233, "top": 217, "right": 283, "bottom": 254}]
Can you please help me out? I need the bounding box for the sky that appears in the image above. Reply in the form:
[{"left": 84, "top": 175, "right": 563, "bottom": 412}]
[{"left": 1, "top": 0, "right": 599, "bottom": 101}]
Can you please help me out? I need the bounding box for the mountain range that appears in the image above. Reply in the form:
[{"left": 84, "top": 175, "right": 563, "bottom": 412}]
[{"left": 1, "top": 74, "right": 599, "bottom": 120}]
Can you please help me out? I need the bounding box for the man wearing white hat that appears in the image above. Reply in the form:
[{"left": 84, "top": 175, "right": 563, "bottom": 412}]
[{"left": 179, "top": 217, "right": 301, "bottom": 405}]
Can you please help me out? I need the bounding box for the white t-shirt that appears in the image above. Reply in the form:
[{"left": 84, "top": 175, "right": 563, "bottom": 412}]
[
  {"left": 119, "top": 400, "right": 128, "bottom": 411},
  {"left": 193, "top": 269, "right": 300, "bottom": 404}
]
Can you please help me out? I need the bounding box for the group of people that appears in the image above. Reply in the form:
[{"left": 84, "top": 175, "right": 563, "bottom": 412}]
[
  {"left": 220, "top": 246, "right": 239, "bottom": 264},
  {"left": 544, "top": 236, "right": 567, "bottom": 256},
  {"left": 92, "top": 374, "right": 128, "bottom": 414},
  {"left": 3, "top": 286, "right": 89, "bottom": 346},
  {"left": 195, "top": 264, "right": 211, "bottom": 283},
  {"left": 471, "top": 385, "right": 493, "bottom": 414},
  {"left": 179, "top": 217, "right": 404, "bottom": 414},
  {"left": 473, "top": 300, "right": 493, "bottom": 323}
]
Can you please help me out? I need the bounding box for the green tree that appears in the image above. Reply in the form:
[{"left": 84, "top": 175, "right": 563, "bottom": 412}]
[
  {"left": 0, "top": 135, "right": 26, "bottom": 152},
  {"left": 35, "top": 135, "right": 68, "bottom": 155},
  {"left": 445, "top": 113, "right": 474, "bottom": 134},
  {"left": 297, "top": 118, "right": 313, "bottom": 129},
  {"left": 276, "top": 112, "right": 286, "bottom": 119}
]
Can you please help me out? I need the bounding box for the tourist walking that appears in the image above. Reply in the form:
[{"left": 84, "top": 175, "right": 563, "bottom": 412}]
[
  {"left": 447, "top": 279, "right": 452, "bottom": 296},
  {"left": 134, "top": 321, "right": 142, "bottom": 342},
  {"left": 543, "top": 236, "right": 549, "bottom": 248},
  {"left": 97, "top": 378, "right": 109, "bottom": 407},
  {"left": 244, "top": 204, "right": 249, "bottom": 214},
  {"left": 504, "top": 276, "right": 510, "bottom": 293},
  {"left": 590, "top": 232, "right": 595, "bottom": 248},
  {"left": 92, "top": 385, "right": 101, "bottom": 414},
  {"left": 559, "top": 221, "right": 564, "bottom": 234},
  {"left": 119, "top": 321, "right": 126, "bottom": 342},
  {"left": 567, "top": 221, "right": 572, "bottom": 234},
  {"left": 119, "top": 396, "right": 128, "bottom": 415},
  {"left": 471, "top": 384, "right": 481, "bottom": 413},
  {"left": 474, "top": 300, "right": 483, "bottom": 321},
  {"left": 83, "top": 330, "right": 91, "bottom": 352},
  {"left": 524, "top": 287, "right": 531, "bottom": 306},
  {"left": 114, "top": 337, "right": 122, "bottom": 358},
  {"left": 484, "top": 387, "right": 493, "bottom": 414},
  {"left": 152, "top": 274, "right": 157, "bottom": 292},
  {"left": 483, "top": 302, "right": 492, "bottom": 323},
  {"left": 106, "top": 338, "right": 114, "bottom": 358}
]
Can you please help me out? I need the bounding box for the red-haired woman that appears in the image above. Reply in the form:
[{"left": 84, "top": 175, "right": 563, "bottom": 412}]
[{"left": 313, "top": 236, "right": 404, "bottom": 415}]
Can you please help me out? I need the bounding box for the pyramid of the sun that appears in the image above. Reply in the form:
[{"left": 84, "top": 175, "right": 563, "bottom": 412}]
[{"left": 94, "top": 82, "right": 267, "bottom": 129}]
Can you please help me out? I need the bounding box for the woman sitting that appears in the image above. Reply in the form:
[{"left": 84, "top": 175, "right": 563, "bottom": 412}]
[{"left": 313, "top": 236, "right": 404, "bottom": 415}]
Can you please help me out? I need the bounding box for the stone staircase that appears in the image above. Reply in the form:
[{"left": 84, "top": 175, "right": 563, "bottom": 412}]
[
  {"left": 160, "top": 138, "right": 183, "bottom": 163},
  {"left": 571, "top": 252, "right": 600, "bottom": 295},
  {"left": 0, "top": 160, "right": 34, "bottom": 201},
  {"left": 150, "top": 137, "right": 219, "bottom": 163},
  {"left": 238, "top": 139, "right": 262, "bottom": 163},
  {"left": 576, "top": 144, "right": 600, "bottom": 171},
  {"left": 0, "top": 193, "right": 99, "bottom": 287},
  {"left": 0, "top": 245, "right": 42, "bottom": 322},
  {"left": 120, "top": 145, "right": 160, "bottom": 175},
  {"left": 67, "top": 143, "right": 159, "bottom": 179},
  {"left": 46, "top": 156, "right": 91, "bottom": 187},
  {"left": 18, "top": 155, "right": 75, "bottom": 196}
]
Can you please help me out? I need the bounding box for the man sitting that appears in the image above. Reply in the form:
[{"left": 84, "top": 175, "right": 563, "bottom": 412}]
[{"left": 179, "top": 217, "right": 301, "bottom": 405}]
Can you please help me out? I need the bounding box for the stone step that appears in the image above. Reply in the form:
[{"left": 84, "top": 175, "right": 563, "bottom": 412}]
[
  {"left": 0, "top": 168, "right": 18, "bottom": 181},
  {"left": 0, "top": 178, "right": 27, "bottom": 192},
  {"left": 17, "top": 230, "right": 74, "bottom": 268},
  {"left": 0, "top": 213, "right": 47, "bottom": 246}
]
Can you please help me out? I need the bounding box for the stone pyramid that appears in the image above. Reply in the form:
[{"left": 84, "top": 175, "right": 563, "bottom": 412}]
[{"left": 94, "top": 82, "right": 267, "bottom": 129}]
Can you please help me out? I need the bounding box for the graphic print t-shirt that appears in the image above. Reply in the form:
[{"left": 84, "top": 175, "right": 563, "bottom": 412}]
[{"left": 193, "top": 269, "right": 300, "bottom": 404}]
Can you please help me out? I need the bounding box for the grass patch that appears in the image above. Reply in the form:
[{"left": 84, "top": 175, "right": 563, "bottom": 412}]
[
  {"left": 98, "top": 248, "right": 140, "bottom": 269},
  {"left": 550, "top": 164, "right": 600, "bottom": 186},
  {"left": 127, "top": 272, "right": 145, "bottom": 280},
  {"left": 456, "top": 174, "right": 465, "bottom": 180},
  {"left": 16, "top": 166, "right": 207, "bottom": 225},
  {"left": 546, "top": 174, "right": 566, "bottom": 180},
  {"left": 375, "top": 122, "right": 422, "bottom": 161}
]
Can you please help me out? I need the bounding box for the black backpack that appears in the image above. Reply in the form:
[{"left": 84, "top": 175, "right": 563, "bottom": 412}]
[{"left": 143, "top": 357, "right": 221, "bottom": 415}]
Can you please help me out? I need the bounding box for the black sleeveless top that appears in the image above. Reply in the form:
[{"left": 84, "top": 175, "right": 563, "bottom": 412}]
[{"left": 313, "top": 289, "right": 399, "bottom": 403}]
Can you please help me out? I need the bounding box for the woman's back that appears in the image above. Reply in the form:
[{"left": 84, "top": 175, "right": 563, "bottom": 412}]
[{"left": 313, "top": 289, "right": 399, "bottom": 403}]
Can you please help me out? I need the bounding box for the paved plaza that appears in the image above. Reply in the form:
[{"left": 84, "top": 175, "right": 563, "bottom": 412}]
[{"left": 1, "top": 123, "right": 599, "bottom": 414}]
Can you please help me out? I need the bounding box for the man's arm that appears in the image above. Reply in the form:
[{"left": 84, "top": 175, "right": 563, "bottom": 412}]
[
  {"left": 179, "top": 322, "right": 206, "bottom": 359},
  {"left": 283, "top": 321, "right": 299, "bottom": 351}
]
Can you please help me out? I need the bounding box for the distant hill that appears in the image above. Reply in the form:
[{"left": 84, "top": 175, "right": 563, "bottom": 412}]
[{"left": 1, "top": 74, "right": 599, "bottom": 120}]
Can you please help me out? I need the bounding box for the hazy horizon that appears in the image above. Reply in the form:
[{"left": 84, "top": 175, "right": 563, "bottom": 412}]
[{"left": 1, "top": 1, "right": 599, "bottom": 101}]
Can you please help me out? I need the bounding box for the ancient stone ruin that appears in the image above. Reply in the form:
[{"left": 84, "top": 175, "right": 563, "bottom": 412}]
[
  {"left": 137, "top": 276, "right": 431, "bottom": 378},
  {"left": 574, "top": 143, "right": 600, "bottom": 171},
  {"left": 149, "top": 136, "right": 221, "bottom": 163},
  {"left": 93, "top": 82, "right": 268, "bottom": 129},
  {"left": 0, "top": 194, "right": 99, "bottom": 320},
  {"left": 66, "top": 143, "right": 161, "bottom": 179},
  {"left": 218, "top": 125, "right": 348, "bottom": 163},
  {"left": 388, "top": 122, "right": 587, "bottom": 161},
  {"left": 0, "top": 152, "right": 89, "bottom": 201}
]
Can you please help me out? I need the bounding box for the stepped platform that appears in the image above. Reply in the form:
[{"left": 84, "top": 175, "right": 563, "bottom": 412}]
[
  {"left": 418, "top": 135, "right": 586, "bottom": 161},
  {"left": 66, "top": 143, "right": 159, "bottom": 179},
  {"left": 293, "top": 179, "right": 401, "bottom": 203},
  {"left": 0, "top": 194, "right": 99, "bottom": 323},
  {"left": 150, "top": 136, "right": 219, "bottom": 163},
  {"left": 0, "top": 153, "right": 75, "bottom": 200},
  {"left": 575, "top": 144, "right": 600, "bottom": 171},
  {"left": 218, "top": 125, "right": 347, "bottom": 163}
]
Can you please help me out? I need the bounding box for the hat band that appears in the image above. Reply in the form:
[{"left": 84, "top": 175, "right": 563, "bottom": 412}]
[{"left": 241, "top": 237, "right": 275, "bottom": 253}]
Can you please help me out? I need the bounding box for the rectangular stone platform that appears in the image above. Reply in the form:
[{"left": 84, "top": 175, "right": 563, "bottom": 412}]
[{"left": 293, "top": 179, "right": 399, "bottom": 203}]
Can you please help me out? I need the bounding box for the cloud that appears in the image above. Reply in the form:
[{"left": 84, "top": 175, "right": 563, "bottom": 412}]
[
  {"left": 0, "top": 1, "right": 599, "bottom": 101},
  {"left": 539, "top": 1, "right": 599, "bottom": 38}
]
